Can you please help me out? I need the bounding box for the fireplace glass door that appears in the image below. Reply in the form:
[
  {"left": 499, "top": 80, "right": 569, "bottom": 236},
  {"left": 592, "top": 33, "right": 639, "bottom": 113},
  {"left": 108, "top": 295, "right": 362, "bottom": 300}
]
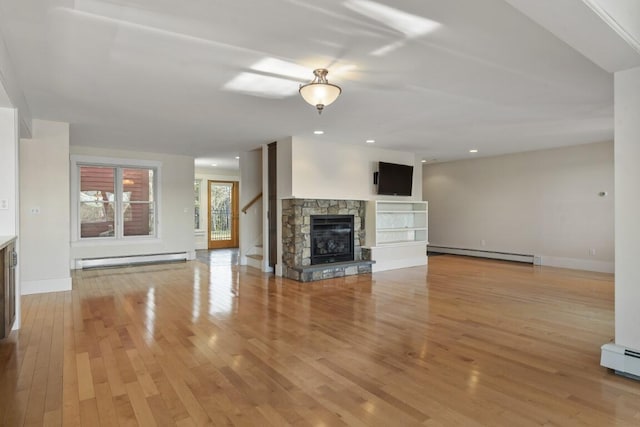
[{"left": 310, "top": 215, "right": 354, "bottom": 264}]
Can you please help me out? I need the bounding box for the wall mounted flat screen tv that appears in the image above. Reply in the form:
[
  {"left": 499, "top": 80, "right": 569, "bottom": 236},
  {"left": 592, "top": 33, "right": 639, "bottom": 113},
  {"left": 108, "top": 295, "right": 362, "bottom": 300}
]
[{"left": 377, "top": 161, "right": 413, "bottom": 196}]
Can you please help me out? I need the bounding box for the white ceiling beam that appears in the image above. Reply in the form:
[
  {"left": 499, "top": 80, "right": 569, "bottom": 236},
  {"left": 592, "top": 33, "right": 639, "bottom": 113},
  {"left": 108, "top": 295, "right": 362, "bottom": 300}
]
[
  {"left": 0, "top": 28, "right": 32, "bottom": 138},
  {"left": 505, "top": 0, "right": 640, "bottom": 73}
]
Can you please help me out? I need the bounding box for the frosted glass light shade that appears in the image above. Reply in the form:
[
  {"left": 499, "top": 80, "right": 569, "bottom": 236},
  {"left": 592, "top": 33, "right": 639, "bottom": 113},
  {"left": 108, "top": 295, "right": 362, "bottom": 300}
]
[{"left": 299, "top": 69, "right": 341, "bottom": 114}]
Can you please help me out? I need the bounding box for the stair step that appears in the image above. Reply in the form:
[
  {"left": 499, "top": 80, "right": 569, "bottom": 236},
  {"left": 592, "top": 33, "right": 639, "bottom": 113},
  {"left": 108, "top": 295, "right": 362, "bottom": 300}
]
[
  {"left": 249, "top": 244, "right": 263, "bottom": 256},
  {"left": 246, "top": 254, "right": 263, "bottom": 270}
]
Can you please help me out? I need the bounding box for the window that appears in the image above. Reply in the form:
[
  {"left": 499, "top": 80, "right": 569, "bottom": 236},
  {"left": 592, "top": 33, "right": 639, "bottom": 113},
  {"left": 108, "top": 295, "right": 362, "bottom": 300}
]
[
  {"left": 194, "top": 179, "right": 201, "bottom": 230},
  {"left": 77, "top": 164, "right": 157, "bottom": 239}
]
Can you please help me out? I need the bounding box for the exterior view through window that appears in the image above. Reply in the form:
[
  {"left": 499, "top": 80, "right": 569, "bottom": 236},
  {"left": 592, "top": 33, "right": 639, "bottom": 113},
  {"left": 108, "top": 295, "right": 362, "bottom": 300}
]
[{"left": 79, "top": 166, "right": 156, "bottom": 239}]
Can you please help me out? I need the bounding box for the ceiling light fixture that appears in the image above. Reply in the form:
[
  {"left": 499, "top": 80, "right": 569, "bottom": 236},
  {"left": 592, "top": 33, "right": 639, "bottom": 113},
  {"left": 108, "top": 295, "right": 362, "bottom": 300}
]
[
  {"left": 299, "top": 69, "right": 341, "bottom": 114},
  {"left": 235, "top": 156, "right": 240, "bottom": 160},
  {"left": 313, "top": 130, "right": 324, "bottom": 135},
  {"left": 469, "top": 149, "right": 478, "bottom": 153},
  {"left": 366, "top": 139, "right": 375, "bottom": 144}
]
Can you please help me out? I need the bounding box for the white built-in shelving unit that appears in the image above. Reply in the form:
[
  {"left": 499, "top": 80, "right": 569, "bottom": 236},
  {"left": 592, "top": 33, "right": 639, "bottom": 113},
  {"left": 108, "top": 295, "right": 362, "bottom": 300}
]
[{"left": 365, "top": 200, "right": 428, "bottom": 272}]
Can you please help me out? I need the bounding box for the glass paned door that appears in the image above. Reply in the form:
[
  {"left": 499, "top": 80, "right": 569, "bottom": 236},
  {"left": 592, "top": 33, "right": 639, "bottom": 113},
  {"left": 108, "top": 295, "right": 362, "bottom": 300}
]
[{"left": 208, "top": 181, "right": 239, "bottom": 249}]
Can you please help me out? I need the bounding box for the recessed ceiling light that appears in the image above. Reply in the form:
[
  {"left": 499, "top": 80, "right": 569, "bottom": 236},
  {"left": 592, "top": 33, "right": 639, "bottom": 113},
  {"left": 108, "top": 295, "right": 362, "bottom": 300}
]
[
  {"left": 235, "top": 156, "right": 240, "bottom": 160},
  {"left": 366, "top": 139, "right": 375, "bottom": 144},
  {"left": 211, "top": 163, "right": 217, "bottom": 167},
  {"left": 314, "top": 130, "right": 324, "bottom": 135},
  {"left": 469, "top": 149, "right": 478, "bottom": 153},
  {"left": 421, "top": 159, "right": 427, "bottom": 163}
]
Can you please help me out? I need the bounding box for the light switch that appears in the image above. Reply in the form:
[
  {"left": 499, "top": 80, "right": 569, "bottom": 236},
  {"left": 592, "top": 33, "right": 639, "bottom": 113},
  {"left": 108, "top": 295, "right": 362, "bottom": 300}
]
[{"left": 0, "top": 199, "right": 8, "bottom": 210}]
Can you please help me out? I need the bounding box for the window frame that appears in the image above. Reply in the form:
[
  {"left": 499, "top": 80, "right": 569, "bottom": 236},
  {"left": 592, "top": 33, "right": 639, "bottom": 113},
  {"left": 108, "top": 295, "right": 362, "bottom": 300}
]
[
  {"left": 71, "top": 155, "right": 162, "bottom": 244},
  {"left": 194, "top": 178, "right": 203, "bottom": 231}
]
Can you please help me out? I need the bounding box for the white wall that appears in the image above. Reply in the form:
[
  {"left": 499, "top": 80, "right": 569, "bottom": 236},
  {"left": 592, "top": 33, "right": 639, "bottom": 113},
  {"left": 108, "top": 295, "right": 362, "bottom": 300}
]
[
  {"left": 0, "top": 106, "right": 20, "bottom": 329},
  {"left": 0, "top": 107, "right": 18, "bottom": 236},
  {"left": 194, "top": 167, "right": 240, "bottom": 250},
  {"left": 614, "top": 66, "right": 640, "bottom": 351},
  {"left": 239, "top": 149, "right": 262, "bottom": 264},
  {"left": 70, "top": 146, "right": 195, "bottom": 263},
  {"left": 423, "top": 141, "right": 614, "bottom": 273},
  {"left": 20, "top": 120, "right": 71, "bottom": 294},
  {"left": 285, "top": 138, "right": 422, "bottom": 201}
]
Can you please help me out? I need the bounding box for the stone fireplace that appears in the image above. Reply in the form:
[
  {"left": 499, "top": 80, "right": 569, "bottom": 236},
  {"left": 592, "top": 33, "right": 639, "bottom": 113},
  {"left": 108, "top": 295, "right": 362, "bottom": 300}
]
[{"left": 282, "top": 199, "right": 373, "bottom": 282}]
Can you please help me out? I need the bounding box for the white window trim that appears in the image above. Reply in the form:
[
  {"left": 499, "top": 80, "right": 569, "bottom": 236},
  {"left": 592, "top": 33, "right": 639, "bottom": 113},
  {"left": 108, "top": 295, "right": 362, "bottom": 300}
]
[
  {"left": 71, "top": 155, "right": 162, "bottom": 244},
  {"left": 194, "top": 178, "right": 204, "bottom": 232}
]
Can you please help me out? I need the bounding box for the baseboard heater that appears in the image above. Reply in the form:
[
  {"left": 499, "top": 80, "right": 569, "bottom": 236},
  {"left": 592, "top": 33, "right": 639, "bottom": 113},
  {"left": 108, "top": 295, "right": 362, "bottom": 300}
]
[
  {"left": 427, "top": 245, "right": 534, "bottom": 264},
  {"left": 77, "top": 252, "right": 188, "bottom": 269},
  {"left": 601, "top": 343, "right": 640, "bottom": 381}
]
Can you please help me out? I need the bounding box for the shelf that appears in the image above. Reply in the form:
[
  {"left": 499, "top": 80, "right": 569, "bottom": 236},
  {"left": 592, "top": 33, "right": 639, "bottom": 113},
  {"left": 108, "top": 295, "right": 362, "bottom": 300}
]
[
  {"left": 364, "top": 200, "right": 429, "bottom": 271},
  {"left": 375, "top": 240, "right": 428, "bottom": 246},
  {"left": 365, "top": 200, "right": 428, "bottom": 248}
]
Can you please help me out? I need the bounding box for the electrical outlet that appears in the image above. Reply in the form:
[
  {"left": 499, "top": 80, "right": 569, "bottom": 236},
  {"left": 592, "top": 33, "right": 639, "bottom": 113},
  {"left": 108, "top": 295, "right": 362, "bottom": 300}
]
[
  {"left": 0, "top": 199, "right": 8, "bottom": 210},
  {"left": 30, "top": 207, "right": 41, "bottom": 215},
  {"left": 589, "top": 248, "right": 596, "bottom": 256}
]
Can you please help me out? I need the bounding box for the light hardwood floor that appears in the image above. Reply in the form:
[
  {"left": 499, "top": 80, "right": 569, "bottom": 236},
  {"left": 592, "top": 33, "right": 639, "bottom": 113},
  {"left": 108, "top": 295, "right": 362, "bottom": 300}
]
[{"left": 1, "top": 255, "right": 638, "bottom": 426}]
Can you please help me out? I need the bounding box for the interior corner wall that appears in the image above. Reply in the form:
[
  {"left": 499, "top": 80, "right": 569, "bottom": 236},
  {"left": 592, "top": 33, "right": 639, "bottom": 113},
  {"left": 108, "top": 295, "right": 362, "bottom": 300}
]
[
  {"left": 275, "top": 137, "right": 292, "bottom": 276},
  {"left": 70, "top": 146, "right": 195, "bottom": 263},
  {"left": 614, "top": 65, "right": 640, "bottom": 351},
  {"left": 423, "top": 141, "right": 614, "bottom": 273},
  {"left": 194, "top": 167, "right": 241, "bottom": 250},
  {"left": 20, "top": 120, "right": 71, "bottom": 294},
  {"left": 238, "top": 149, "right": 262, "bottom": 264},
  {"left": 276, "top": 137, "right": 293, "bottom": 199}
]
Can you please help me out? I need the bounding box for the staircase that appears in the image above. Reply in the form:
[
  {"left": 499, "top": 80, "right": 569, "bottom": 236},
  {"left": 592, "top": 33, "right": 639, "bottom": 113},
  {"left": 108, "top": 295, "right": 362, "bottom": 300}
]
[{"left": 245, "top": 244, "right": 263, "bottom": 270}]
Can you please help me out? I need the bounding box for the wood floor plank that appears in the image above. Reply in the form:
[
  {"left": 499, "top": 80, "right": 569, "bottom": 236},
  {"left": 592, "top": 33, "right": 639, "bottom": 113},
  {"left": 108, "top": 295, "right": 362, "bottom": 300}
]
[
  {"left": 2, "top": 254, "right": 639, "bottom": 426},
  {"left": 76, "top": 352, "right": 95, "bottom": 401}
]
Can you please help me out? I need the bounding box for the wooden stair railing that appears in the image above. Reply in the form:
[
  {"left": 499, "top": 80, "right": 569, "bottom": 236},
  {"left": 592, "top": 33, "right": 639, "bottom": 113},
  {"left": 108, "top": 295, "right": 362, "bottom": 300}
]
[{"left": 241, "top": 192, "right": 263, "bottom": 214}]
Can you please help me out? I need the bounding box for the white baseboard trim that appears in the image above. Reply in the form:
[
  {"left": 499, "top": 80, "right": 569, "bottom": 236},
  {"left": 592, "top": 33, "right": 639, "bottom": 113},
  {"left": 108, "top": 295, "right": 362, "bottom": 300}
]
[
  {"left": 428, "top": 245, "right": 614, "bottom": 273},
  {"left": 22, "top": 277, "right": 72, "bottom": 295},
  {"left": 75, "top": 252, "right": 189, "bottom": 269},
  {"left": 428, "top": 246, "right": 534, "bottom": 263},
  {"left": 539, "top": 256, "right": 614, "bottom": 273}
]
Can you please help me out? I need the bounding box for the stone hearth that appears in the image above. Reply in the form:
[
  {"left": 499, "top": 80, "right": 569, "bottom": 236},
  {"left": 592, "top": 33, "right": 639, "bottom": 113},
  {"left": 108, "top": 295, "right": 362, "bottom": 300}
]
[{"left": 282, "top": 199, "right": 372, "bottom": 282}]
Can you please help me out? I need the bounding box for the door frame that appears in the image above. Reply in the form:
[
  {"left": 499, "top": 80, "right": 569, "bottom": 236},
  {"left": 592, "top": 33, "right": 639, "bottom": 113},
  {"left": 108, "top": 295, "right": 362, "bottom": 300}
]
[{"left": 207, "top": 180, "right": 239, "bottom": 249}]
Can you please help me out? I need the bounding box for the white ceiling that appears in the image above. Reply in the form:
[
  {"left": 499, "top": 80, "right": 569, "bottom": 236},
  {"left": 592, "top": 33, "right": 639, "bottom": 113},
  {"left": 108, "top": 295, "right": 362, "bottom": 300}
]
[{"left": 0, "top": 0, "right": 637, "bottom": 165}]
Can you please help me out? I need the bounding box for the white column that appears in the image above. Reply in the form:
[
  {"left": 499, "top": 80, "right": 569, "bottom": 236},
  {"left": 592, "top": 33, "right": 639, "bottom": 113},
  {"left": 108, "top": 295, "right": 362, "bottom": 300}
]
[
  {"left": 19, "top": 120, "right": 72, "bottom": 294},
  {"left": 0, "top": 107, "right": 18, "bottom": 236},
  {"left": 614, "top": 65, "right": 640, "bottom": 350},
  {"left": 0, "top": 106, "right": 20, "bottom": 329}
]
